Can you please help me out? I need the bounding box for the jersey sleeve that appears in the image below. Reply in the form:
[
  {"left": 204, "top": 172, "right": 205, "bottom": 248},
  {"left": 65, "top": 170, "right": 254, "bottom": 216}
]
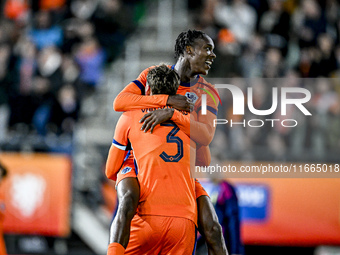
[
  {"left": 113, "top": 67, "right": 169, "bottom": 111},
  {"left": 195, "top": 179, "right": 209, "bottom": 199},
  {"left": 170, "top": 110, "right": 192, "bottom": 137},
  {"left": 171, "top": 109, "right": 217, "bottom": 146},
  {"left": 105, "top": 113, "right": 131, "bottom": 180}
]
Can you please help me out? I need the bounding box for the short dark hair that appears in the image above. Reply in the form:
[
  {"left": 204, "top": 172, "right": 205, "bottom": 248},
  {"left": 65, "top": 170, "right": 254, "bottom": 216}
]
[
  {"left": 147, "top": 65, "right": 179, "bottom": 95},
  {"left": 0, "top": 162, "right": 8, "bottom": 179},
  {"left": 174, "top": 29, "right": 206, "bottom": 60}
]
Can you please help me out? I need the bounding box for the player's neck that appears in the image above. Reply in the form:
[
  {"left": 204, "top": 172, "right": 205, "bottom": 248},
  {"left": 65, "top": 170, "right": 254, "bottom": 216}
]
[{"left": 174, "top": 59, "right": 198, "bottom": 83}]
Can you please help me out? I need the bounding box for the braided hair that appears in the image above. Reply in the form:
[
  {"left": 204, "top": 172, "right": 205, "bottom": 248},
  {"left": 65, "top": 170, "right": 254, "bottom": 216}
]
[{"left": 174, "top": 29, "right": 206, "bottom": 60}]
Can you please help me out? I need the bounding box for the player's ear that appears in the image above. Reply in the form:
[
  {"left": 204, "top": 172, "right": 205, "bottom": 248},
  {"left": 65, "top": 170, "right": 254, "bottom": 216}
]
[{"left": 186, "top": 46, "right": 194, "bottom": 56}]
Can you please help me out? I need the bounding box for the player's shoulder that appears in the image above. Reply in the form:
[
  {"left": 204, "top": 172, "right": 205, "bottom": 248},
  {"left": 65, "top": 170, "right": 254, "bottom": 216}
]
[
  {"left": 118, "top": 110, "right": 142, "bottom": 128},
  {"left": 120, "top": 110, "right": 137, "bottom": 121},
  {"left": 197, "top": 77, "right": 219, "bottom": 94},
  {"left": 197, "top": 76, "right": 217, "bottom": 91},
  {"left": 122, "top": 109, "right": 144, "bottom": 117}
]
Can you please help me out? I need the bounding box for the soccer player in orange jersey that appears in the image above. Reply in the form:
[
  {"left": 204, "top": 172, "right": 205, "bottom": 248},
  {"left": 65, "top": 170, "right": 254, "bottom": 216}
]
[
  {"left": 108, "top": 30, "right": 227, "bottom": 255},
  {"left": 107, "top": 65, "right": 208, "bottom": 254}
]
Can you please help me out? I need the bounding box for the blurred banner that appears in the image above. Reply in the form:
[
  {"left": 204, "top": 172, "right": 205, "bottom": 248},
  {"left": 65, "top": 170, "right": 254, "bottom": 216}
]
[
  {"left": 0, "top": 153, "right": 71, "bottom": 237},
  {"left": 230, "top": 178, "right": 340, "bottom": 246}
]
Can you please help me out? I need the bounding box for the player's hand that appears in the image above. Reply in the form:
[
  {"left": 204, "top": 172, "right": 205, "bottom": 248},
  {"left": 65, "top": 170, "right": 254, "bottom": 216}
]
[
  {"left": 139, "top": 108, "right": 174, "bottom": 133},
  {"left": 167, "top": 95, "right": 194, "bottom": 112}
]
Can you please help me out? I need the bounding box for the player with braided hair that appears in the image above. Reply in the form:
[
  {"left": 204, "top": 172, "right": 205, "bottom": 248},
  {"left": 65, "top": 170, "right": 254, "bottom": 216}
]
[{"left": 174, "top": 30, "right": 207, "bottom": 60}]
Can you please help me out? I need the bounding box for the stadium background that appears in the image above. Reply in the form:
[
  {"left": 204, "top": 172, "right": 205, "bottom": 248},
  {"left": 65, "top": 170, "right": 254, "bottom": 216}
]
[{"left": 0, "top": 0, "right": 339, "bottom": 254}]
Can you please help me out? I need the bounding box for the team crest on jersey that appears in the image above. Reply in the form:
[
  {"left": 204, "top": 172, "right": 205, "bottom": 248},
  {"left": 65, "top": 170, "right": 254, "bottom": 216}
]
[
  {"left": 121, "top": 166, "right": 132, "bottom": 174},
  {"left": 185, "top": 92, "right": 198, "bottom": 104}
]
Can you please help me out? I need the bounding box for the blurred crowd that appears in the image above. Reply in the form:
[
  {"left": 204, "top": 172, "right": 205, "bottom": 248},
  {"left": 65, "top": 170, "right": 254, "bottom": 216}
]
[
  {"left": 190, "top": 0, "right": 340, "bottom": 162},
  {"left": 0, "top": 0, "right": 144, "bottom": 153}
]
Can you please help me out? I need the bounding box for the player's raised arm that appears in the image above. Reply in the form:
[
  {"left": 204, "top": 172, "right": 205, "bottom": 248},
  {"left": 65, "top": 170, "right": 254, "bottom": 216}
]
[
  {"left": 113, "top": 82, "right": 168, "bottom": 111},
  {"left": 113, "top": 67, "right": 192, "bottom": 112}
]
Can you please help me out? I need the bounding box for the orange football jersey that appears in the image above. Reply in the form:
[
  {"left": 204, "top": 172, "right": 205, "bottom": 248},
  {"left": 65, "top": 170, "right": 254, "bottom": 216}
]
[{"left": 111, "top": 108, "right": 198, "bottom": 225}]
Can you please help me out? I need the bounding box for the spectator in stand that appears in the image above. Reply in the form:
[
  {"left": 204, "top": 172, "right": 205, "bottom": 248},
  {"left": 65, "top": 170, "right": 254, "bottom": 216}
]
[
  {"left": 28, "top": 10, "right": 63, "bottom": 50},
  {"left": 60, "top": 54, "right": 81, "bottom": 88},
  {"left": 36, "top": 46, "right": 63, "bottom": 93},
  {"left": 91, "top": 0, "right": 134, "bottom": 62},
  {"left": 309, "top": 33, "right": 337, "bottom": 77},
  {"left": 262, "top": 47, "right": 285, "bottom": 78},
  {"left": 214, "top": 0, "right": 257, "bottom": 46},
  {"left": 3, "top": 0, "right": 29, "bottom": 21},
  {"left": 70, "top": 0, "right": 97, "bottom": 20},
  {"left": 259, "top": 0, "right": 291, "bottom": 56},
  {"left": 61, "top": 20, "right": 82, "bottom": 54},
  {"left": 7, "top": 38, "right": 36, "bottom": 130},
  {"left": 5, "top": 37, "right": 35, "bottom": 128},
  {"left": 48, "top": 84, "right": 80, "bottom": 134},
  {"left": 0, "top": 43, "right": 12, "bottom": 143},
  {"left": 239, "top": 33, "right": 265, "bottom": 78},
  {"left": 16, "top": 38, "right": 37, "bottom": 96},
  {"left": 292, "top": 0, "right": 327, "bottom": 49},
  {"left": 30, "top": 76, "right": 54, "bottom": 135},
  {"left": 74, "top": 36, "right": 106, "bottom": 97},
  {"left": 309, "top": 79, "right": 339, "bottom": 159}
]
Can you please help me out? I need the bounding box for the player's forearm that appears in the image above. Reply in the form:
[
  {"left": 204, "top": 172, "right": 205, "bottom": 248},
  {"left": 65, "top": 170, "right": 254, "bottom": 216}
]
[
  {"left": 197, "top": 196, "right": 228, "bottom": 255},
  {"left": 171, "top": 110, "right": 215, "bottom": 146},
  {"left": 110, "top": 178, "right": 140, "bottom": 247},
  {"left": 206, "top": 234, "right": 229, "bottom": 255},
  {"left": 110, "top": 213, "right": 132, "bottom": 248},
  {"left": 109, "top": 201, "right": 136, "bottom": 248},
  {"left": 114, "top": 92, "right": 168, "bottom": 111},
  {"left": 170, "top": 110, "right": 191, "bottom": 136}
]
